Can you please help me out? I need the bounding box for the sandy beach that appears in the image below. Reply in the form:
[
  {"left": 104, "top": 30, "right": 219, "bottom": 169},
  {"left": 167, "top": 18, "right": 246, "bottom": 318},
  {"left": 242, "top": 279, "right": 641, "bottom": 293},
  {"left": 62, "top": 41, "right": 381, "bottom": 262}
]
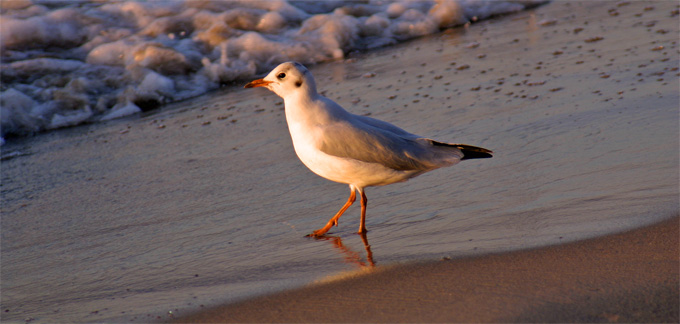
[
  {"left": 175, "top": 216, "right": 679, "bottom": 323},
  {"left": 1, "top": 0, "right": 678, "bottom": 323},
  {"left": 175, "top": 1, "right": 680, "bottom": 322}
]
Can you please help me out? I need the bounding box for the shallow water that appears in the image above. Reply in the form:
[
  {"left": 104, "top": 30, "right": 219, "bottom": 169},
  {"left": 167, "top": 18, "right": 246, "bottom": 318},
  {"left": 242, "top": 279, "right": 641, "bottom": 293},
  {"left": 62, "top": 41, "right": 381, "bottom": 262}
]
[
  {"left": 1, "top": 0, "right": 541, "bottom": 140},
  {"left": 1, "top": 1, "right": 678, "bottom": 322}
]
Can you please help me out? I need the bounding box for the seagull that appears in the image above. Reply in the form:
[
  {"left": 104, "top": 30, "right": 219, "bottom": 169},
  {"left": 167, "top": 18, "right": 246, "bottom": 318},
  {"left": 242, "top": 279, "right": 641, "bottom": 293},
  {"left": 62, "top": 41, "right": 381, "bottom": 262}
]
[{"left": 245, "top": 62, "right": 492, "bottom": 237}]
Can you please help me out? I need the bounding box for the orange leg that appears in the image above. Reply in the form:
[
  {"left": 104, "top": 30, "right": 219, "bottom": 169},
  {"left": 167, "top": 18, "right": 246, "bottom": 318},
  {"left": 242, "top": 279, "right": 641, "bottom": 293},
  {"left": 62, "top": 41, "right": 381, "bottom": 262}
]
[
  {"left": 307, "top": 189, "right": 356, "bottom": 237},
  {"left": 357, "top": 189, "right": 368, "bottom": 234}
]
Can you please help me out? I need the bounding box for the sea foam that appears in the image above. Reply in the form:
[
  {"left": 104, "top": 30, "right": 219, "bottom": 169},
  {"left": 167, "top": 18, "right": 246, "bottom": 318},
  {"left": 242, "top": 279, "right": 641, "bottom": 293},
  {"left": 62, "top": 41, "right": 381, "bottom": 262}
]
[{"left": 0, "top": 0, "right": 544, "bottom": 141}]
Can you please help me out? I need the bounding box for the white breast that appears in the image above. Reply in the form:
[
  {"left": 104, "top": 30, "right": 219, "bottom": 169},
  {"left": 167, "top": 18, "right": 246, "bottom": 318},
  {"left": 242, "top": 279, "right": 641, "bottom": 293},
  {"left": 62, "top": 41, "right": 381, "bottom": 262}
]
[{"left": 287, "top": 121, "right": 420, "bottom": 188}]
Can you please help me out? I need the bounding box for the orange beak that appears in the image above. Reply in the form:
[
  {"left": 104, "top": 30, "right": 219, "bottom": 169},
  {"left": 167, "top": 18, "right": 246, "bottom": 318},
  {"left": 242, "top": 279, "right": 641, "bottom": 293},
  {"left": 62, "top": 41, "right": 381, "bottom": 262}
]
[{"left": 244, "top": 78, "right": 272, "bottom": 88}]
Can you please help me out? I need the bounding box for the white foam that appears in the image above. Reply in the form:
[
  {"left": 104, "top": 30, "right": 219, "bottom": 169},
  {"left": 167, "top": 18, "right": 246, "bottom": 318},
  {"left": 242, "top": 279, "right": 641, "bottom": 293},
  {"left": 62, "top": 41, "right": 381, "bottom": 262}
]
[
  {"left": 0, "top": 88, "right": 41, "bottom": 135},
  {"left": 101, "top": 101, "right": 142, "bottom": 121},
  {"left": 49, "top": 106, "right": 93, "bottom": 130},
  {"left": 0, "top": 0, "right": 545, "bottom": 140}
]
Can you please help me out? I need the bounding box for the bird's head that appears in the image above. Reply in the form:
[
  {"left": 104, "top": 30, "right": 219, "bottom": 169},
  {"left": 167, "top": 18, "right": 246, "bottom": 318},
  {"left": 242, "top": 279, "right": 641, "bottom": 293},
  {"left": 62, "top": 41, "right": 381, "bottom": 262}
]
[{"left": 244, "top": 62, "right": 317, "bottom": 99}]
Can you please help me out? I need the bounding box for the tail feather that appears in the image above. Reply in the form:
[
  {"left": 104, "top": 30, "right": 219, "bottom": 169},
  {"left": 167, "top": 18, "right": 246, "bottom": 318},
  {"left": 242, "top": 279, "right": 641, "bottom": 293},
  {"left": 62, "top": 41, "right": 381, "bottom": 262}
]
[{"left": 431, "top": 141, "right": 493, "bottom": 160}]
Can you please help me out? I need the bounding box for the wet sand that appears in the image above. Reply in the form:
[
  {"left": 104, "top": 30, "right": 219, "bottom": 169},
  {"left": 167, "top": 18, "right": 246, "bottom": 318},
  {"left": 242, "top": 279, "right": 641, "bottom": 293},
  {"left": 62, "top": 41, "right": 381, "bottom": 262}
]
[
  {"left": 175, "top": 216, "right": 679, "bottom": 323},
  {"left": 1, "top": 0, "right": 678, "bottom": 322},
  {"left": 173, "top": 1, "right": 680, "bottom": 322}
]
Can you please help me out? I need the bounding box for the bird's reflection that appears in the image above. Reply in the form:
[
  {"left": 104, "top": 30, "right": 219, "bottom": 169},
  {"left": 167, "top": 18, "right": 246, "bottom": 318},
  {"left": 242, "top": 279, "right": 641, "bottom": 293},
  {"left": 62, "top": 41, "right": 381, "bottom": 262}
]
[{"left": 314, "top": 232, "right": 375, "bottom": 268}]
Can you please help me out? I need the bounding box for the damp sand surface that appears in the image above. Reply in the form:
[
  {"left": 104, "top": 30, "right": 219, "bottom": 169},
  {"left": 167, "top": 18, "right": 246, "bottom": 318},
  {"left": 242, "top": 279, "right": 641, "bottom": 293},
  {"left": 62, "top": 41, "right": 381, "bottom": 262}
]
[{"left": 1, "top": 1, "right": 678, "bottom": 322}]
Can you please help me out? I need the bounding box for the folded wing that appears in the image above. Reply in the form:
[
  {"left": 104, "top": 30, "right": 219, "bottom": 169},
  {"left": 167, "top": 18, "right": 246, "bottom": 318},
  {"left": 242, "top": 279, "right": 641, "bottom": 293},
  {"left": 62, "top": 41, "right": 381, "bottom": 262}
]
[{"left": 317, "top": 116, "right": 466, "bottom": 171}]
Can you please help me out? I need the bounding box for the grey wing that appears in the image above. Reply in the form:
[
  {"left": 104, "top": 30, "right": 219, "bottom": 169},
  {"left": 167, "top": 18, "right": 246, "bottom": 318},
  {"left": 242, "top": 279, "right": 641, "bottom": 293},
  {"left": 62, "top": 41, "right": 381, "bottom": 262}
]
[
  {"left": 353, "top": 114, "right": 415, "bottom": 137},
  {"left": 317, "top": 118, "right": 462, "bottom": 171}
]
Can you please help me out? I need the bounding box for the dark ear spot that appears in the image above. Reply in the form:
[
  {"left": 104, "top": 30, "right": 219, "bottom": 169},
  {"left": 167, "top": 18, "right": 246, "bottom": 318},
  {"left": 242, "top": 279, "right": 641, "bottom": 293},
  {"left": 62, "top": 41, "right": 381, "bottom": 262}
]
[{"left": 295, "top": 79, "right": 303, "bottom": 87}]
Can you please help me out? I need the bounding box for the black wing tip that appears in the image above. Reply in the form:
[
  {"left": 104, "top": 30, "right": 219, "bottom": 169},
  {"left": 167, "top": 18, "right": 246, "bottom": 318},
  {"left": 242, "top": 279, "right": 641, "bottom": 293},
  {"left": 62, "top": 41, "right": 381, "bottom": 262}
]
[
  {"left": 460, "top": 149, "right": 493, "bottom": 160},
  {"left": 430, "top": 141, "right": 493, "bottom": 159},
  {"left": 456, "top": 144, "right": 493, "bottom": 160}
]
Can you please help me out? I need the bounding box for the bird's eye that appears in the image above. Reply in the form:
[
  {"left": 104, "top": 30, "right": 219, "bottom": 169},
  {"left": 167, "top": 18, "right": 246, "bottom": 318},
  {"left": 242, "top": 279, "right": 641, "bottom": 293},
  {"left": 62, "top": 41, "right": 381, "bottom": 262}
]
[{"left": 277, "top": 72, "right": 286, "bottom": 79}]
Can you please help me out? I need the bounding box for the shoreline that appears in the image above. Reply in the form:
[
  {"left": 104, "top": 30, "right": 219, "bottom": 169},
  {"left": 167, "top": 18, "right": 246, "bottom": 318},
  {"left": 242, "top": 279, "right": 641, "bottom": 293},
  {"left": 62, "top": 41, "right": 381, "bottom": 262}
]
[
  {"left": 173, "top": 2, "right": 679, "bottom": 321},
  {"left": 1, "top": 0, "right": 677, "bottom": 322},
  {"left": 174, "top": 215, "right": 679, "bottom": 323}
]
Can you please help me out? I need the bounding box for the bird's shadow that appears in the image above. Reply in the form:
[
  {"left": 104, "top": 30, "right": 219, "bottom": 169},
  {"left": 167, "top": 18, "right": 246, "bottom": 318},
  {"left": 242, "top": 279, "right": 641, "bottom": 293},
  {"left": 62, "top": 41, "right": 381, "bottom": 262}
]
[{"left": 311, "top": 232, "right": 376, "bottom": 268}]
